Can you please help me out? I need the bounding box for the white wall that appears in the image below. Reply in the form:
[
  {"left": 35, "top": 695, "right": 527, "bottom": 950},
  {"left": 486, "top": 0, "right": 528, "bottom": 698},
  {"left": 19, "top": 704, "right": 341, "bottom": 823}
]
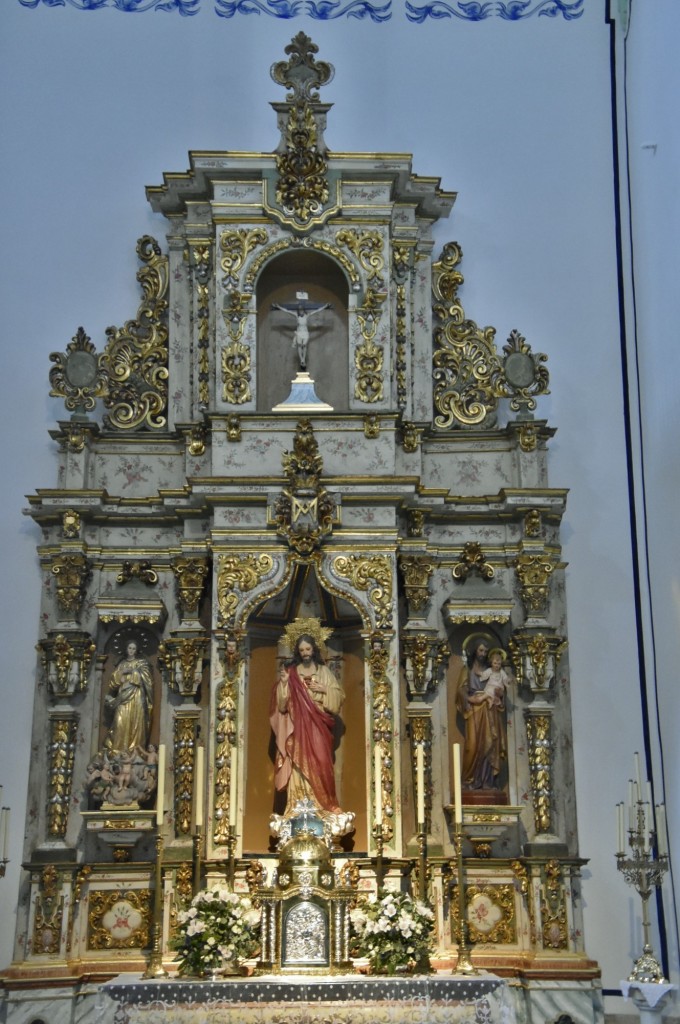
[{"left": 0, "top": 0, "right": 675, "bottom": 1005}]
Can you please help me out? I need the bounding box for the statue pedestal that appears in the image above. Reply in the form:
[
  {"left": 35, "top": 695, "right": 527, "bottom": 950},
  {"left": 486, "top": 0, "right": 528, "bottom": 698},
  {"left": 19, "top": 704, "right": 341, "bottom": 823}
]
[
  {"left": 622, "top": 981, "right": 677, "bottom": 1024},
  {"left": 273, "top": 371, "right": 333, "bottom": 412}
]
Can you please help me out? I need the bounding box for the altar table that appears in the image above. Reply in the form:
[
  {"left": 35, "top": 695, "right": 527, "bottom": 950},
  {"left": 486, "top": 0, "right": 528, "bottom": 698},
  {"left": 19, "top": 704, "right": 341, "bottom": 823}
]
[{"left": 103, "top": 972, "right": 515, "bottom": 1024}]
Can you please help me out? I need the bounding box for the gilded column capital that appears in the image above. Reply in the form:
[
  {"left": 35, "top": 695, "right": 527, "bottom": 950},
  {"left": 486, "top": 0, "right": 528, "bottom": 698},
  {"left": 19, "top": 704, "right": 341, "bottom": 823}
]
[
  {"left": 38, "top": 630, "right": 96, "bottom": 701},
  {"left": 398, "top": 554, "right": 435, "bottom": 616},
  {"left": 514, "top": 547, "right": 562, "bottom": 618},
  {"left": 401, "top": 632, "right": 449, "bottom": 699},
  {"left": 508, "top": 632, "right": 567, "bottom": 694},
  {"left": 157, "top": 634, "right": 209, "bottom": 699},
  {"left": 50, "top": 551, "right": 92, "bottom": 622},
  {"left": 171, "top": 555, "right": 210, "bottom": 622}
]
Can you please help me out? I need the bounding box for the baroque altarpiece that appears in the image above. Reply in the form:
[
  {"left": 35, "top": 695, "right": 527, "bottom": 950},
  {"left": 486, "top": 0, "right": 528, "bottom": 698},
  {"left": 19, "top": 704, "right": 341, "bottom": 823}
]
[{"left": 4, "top": 33, "right": 602, "bottom": 1024}]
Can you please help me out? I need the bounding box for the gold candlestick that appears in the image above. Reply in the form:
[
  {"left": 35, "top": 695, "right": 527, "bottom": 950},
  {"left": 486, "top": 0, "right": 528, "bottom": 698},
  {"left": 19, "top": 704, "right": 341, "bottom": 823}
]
[
  {"left": 143, "top": 831, "right": 168, "bottom": 978},
  {"left": 417, "top": 824, "right": 429, "bottom": 904},
  {"left": 226, "top": 824, "right": 237, "bottom": 890},
  {"left": 192, "top": 826, "right": 203, "bottom": 896},
  {"left": 373, "top": 822, "right": 385, "bottom": 891},
  {"left": 452, "top": 822, "right": 476, "bottom": 974}
]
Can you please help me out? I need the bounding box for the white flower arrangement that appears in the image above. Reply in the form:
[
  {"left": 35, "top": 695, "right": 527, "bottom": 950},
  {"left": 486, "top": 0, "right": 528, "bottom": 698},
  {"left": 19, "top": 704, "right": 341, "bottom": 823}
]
[
  {"left": 174, "top": 887, "right": 260, "bottom": 976},
  {"left": 349, "top": 889, "right": 434, "bottom": 975}
]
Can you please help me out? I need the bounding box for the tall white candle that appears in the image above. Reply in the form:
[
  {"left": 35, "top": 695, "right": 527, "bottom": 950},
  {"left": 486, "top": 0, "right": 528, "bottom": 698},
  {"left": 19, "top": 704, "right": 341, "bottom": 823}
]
[
  {"left": 628, "top": 781, "right": 636, "bottom": 831},
  {"left": 229, "top": 752, "right": 238, "bottom": 828},
  {"left": 194, "top": 746, "right": 204, "bottom": 829},
  {"left": 416, "top": 745, "right": 425, "bottom": 827},
  {"left": 374, "top": 745, "right": 383, "bottom": 825},
  {"left": 617, "top": 802, "right": 624, "bottom": 855},
  {"left": 656, "top": 804, "right": 668, "bottom": 857},
  {"left": 0, "top": 808, "right": 7, "bottom": 861},
  {"left": 156, "top": 744, "right": 166, "bottom": 827},
  {"left": 634, "top": 751, "right": 642, "bottom": 793},
  {"left": 453, "top": 743, "right": 462, "bottom": 825}
]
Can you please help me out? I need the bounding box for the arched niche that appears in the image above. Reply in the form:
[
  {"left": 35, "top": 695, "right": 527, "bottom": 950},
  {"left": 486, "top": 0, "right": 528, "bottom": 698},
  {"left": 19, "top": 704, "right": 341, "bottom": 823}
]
[
  {"left": 444, "top": 624, "right": 511, "bottom": 806},
  {"left": 242, "top": 564, "right": 366, "bottom": 853},
  {"left": 256, "top": 250, "right": 349, "bottom": 412}
]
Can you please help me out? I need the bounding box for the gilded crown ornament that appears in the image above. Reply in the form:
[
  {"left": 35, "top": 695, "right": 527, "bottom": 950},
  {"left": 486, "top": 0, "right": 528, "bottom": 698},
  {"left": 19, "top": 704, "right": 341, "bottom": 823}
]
[{"left": 280, "top": 617, "right": 333, "bottom": 656}]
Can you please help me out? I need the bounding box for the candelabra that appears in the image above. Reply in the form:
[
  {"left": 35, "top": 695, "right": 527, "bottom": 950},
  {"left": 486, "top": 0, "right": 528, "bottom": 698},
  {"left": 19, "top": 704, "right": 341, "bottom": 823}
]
[{"left": 616, "top": 754, "right": 669, "bottom": 983}]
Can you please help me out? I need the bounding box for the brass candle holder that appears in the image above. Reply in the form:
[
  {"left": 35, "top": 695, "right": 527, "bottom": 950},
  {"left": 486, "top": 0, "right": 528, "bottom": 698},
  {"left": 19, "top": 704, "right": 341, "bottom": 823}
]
[
  {"left": 192, "top": 825, "right": 203, "bottom": 896},
  {"left": 417, "top": 824, "right": 429, "bottom": 904},
  {"left": 373, "top": 822, "right": 385, "bottom": 891},
  {"left": 143, "top": 831, "right": 168, "bottom": 979},
  {"left": 452, "top": 822, "right": 477, "bottom": 975},
  {"left": 226, "top": 824, "right": 237, "bottom": 890}
]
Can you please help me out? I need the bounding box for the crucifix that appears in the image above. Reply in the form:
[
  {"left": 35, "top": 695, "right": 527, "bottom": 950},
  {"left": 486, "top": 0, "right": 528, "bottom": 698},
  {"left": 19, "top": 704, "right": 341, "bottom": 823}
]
[{"left": 271, "top": 291, "right": 332, "bottom": 371}]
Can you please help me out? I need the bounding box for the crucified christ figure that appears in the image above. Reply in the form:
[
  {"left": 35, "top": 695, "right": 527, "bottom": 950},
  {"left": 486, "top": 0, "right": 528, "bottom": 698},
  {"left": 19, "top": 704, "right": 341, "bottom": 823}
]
[{"left": 271, "top": 293, "right": 332, "bottom": 370}]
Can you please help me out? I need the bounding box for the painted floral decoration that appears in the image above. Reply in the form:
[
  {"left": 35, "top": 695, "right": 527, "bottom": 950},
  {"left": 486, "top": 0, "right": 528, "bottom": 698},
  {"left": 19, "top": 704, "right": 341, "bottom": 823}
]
[
  {"left": 174, "top": 888, "right": 260, "bottom": 976},
  {"left": 349, "top": 889, "right": 434, "bottom": 975}
]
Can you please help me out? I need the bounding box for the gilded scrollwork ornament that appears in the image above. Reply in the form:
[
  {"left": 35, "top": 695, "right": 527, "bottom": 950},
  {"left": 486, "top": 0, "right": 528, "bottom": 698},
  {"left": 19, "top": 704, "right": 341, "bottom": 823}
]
[
  {"left": 219, "top": 229, "right": 268, "bottom": 289},
  {"left": 332, "top": 555, "right": 393, "bottom": 630},
  {"left": 270, "top": 34, "right": 333, "bottom": 229},
  {"left": 407, "top": 509, "right": 425, "bottom": 538},
  {"left": 524, "top": 509, "right": 542, "bottom": 537},
  {"left": 100, "top": 236, "right": 169, "bottom": 431},
  {"left": 173, "top": 714, "right": 198, "bottom": 836},
  {"left": 188, "top": 423, "right": 208, "bottom": 456},
  {"left": 452, "top": 541, "right": 495, "bottom": 582},
  {"left": 49, "top": 326, "right": 108, "bottom": 417},
  {"left": 117, "top": 561, "right": 158, "bottom": 587},
  {"left": 47, "top": 713, "right": 78, "bottom": 838},
  {"left": 400, "top": 420, "right": 421, "bottom": 453},
  {"left": 227, "top": 414, "right": 242, "bottom": 442},
  {"left": 32, "top": 866, "right": 65, "bottom": 955},
  {"left": 273, "top": 419, "right": 336, "bottom": 555},
  {"left": 171, "top": 556, "right": 210, "bottom": 621},
  {"left": 336, "top": 229, "right": 385, "bottom": 290},
  {"left": 541, "top": 859, "right": 568, "bottom": 950},
  {"left": 395, "top": 283, "right": 408, "bottom": 410},
  {"left": 87, "top": 889, "right": 150, "bottom": 951},
  {"left": 368, "top": 632, "right": 393, "bottom": 842},
  {"left": 432, "top": 242, "right": 549, "bottom": 429},
  {"left": 187, "top": 241, "right": 212, "bottom": 409},
  {"left": 50, "top": 552, "right": 91, "bottom": 621},
  {"left": 217, "top": 553, "right": 274, "bottom": 626},
  {"left": 464, "top": 884, "right": 517, "bottom": 945},
  {"left": 213, "top": 632, "right": 244, "bottom": 845},
  {"left": 62, "top": 509, "right": 81, "bottom": 539},
  {"left": 363, "top": 414, "right": 380, "bottom": 439},
  {"left": 221, "top": 290, "right": 252, "bottom": 405},
  {"left": 354, "top": 289, "right": 386, "bottom": 404},
  {"left": 525, "top": 711, "right": 554, "bottom": 835}
]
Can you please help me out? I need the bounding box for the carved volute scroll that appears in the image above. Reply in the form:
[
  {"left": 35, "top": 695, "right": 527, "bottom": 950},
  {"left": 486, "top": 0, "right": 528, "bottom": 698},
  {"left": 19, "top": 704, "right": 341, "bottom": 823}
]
[{"left": 432, "top": 241, "right": 549, "bottom": 429}]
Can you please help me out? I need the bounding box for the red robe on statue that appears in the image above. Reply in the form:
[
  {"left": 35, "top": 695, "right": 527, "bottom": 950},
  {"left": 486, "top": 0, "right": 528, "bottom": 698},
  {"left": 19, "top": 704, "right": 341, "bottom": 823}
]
[{"left": 270, "top": 663, "right": 342, "bottom": 813}]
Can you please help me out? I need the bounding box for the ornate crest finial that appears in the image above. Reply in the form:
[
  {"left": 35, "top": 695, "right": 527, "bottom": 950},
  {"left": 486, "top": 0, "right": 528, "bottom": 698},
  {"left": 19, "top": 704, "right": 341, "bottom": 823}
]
[{"left": 270, "top": 33, "right": 334, "bottom": 104}]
